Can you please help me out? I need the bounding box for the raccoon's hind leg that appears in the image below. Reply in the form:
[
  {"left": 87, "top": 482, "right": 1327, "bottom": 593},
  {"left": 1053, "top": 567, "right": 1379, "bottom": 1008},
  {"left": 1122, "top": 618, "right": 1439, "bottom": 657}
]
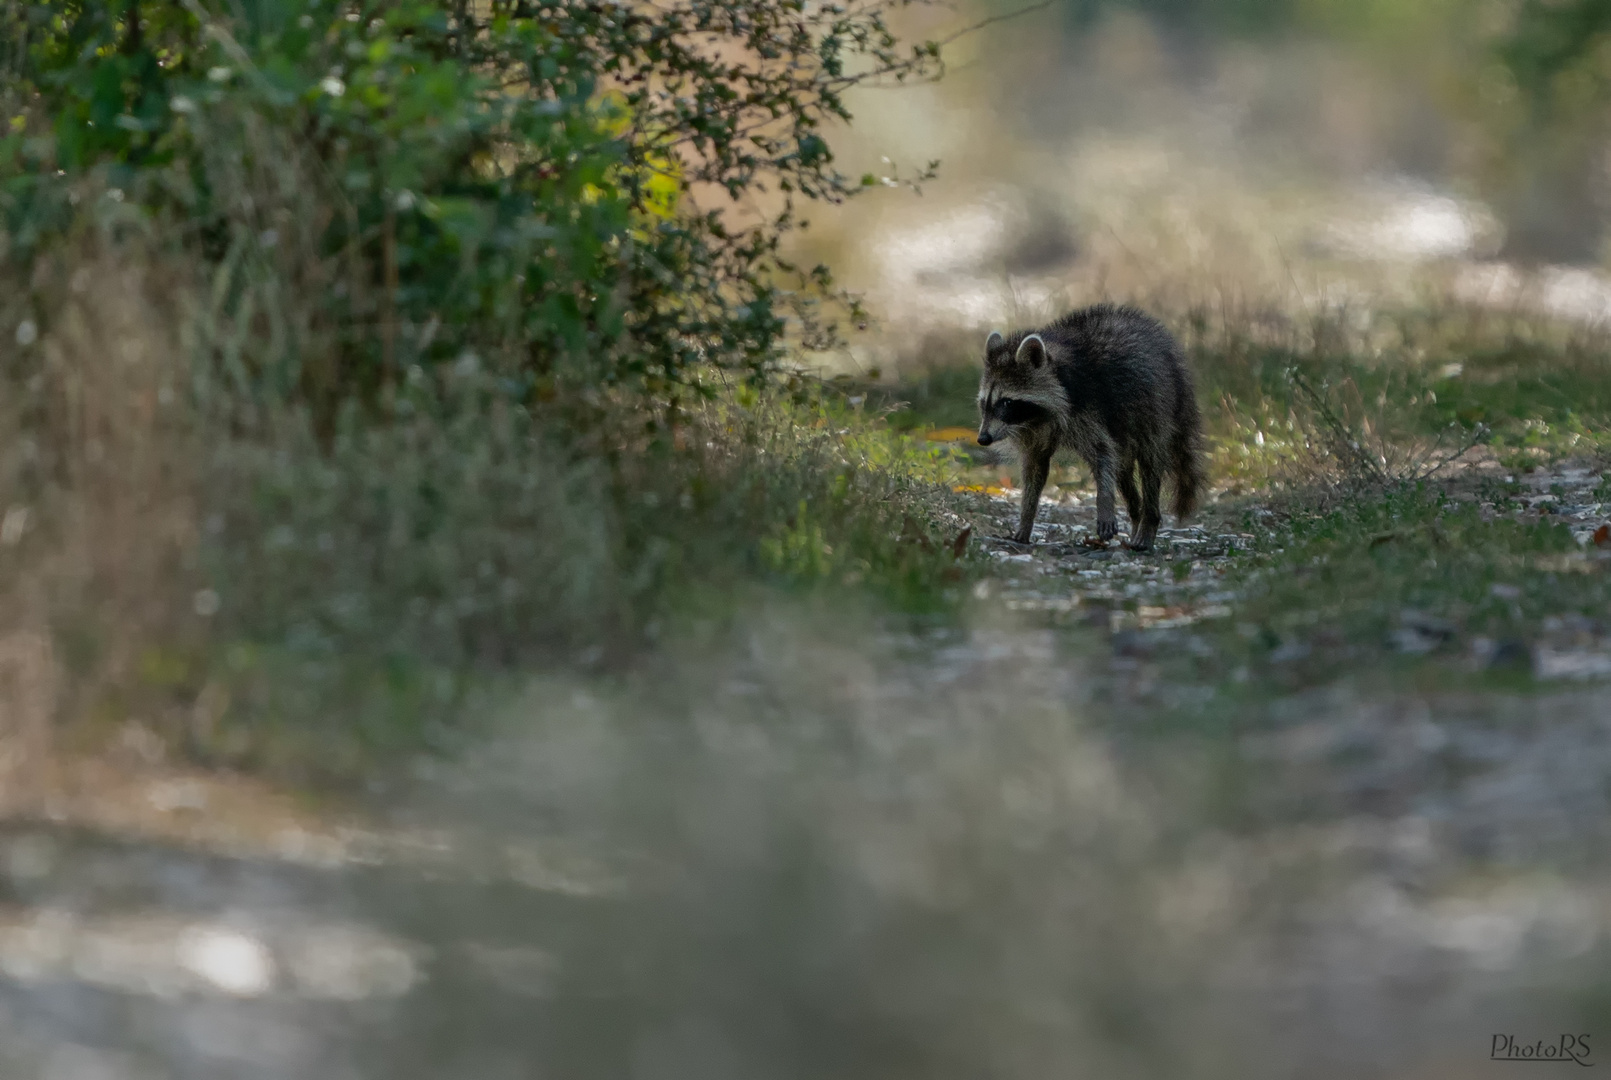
[
  {"left": 1117, "top": 454, "right": 1142, "bottom": 534},
  {"left": 1126, "top": 456, "right": 1164, "bottom": 552},
  {"left": 1091, "top": 448, "right": 1119, "bottom": 543}
]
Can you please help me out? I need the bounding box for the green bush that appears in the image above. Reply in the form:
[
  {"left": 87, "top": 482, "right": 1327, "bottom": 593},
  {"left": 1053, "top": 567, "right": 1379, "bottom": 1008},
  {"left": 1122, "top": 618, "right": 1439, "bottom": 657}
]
[{"left": 3, "top": 0, "right": 940, "bottom": 422}]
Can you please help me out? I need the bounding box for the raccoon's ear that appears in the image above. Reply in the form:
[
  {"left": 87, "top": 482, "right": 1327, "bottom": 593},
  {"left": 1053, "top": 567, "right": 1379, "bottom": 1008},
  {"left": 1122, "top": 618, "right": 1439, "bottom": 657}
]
[
  {"left": 1016, "top": 333, "right": 1048, "bottom": 367},
  {"left": 985, "top": 330, "right": 1004, "bottom": 355}
]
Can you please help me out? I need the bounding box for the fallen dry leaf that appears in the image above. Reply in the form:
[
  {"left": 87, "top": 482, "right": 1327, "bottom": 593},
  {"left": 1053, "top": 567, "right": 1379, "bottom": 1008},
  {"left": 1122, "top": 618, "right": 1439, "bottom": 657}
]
[
  {"left": 950, "top": 526, "right": 972, "bottom": 559},
  {"left": 923, "top": 427, "right": 979, "bottom": 443}
]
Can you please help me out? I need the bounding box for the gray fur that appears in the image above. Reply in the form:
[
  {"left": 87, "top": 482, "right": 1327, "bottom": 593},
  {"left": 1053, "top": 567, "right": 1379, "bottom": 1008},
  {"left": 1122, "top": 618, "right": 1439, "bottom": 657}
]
[{"left": 976, "top": 304, "right": 1207, "bottom": 551}]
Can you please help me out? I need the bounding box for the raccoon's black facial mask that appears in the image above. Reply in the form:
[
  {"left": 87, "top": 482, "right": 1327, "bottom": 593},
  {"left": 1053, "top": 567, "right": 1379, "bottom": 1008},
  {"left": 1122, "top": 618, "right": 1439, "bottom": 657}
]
[{"left": 992, "top": 398, "right": 1049, "bottom": 426}]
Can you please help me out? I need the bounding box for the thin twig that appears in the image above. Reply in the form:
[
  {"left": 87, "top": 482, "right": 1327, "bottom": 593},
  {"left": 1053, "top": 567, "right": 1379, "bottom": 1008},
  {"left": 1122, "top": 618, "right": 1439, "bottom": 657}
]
[
  {"left": 1289, "top": 369, "right": 1384, "bottom": 485},
  {"left": 1411, "top": 423, "right": 1490, "bottom": 482},
  {"left": 931, "top": 0, "right": 1058, "bottom": 48}
]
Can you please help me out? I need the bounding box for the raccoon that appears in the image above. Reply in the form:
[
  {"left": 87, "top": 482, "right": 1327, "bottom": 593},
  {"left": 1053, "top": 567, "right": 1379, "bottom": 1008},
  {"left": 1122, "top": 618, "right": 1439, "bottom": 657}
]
[{"left": 976, "top": 304, "right": 1205, "bottom": 552}]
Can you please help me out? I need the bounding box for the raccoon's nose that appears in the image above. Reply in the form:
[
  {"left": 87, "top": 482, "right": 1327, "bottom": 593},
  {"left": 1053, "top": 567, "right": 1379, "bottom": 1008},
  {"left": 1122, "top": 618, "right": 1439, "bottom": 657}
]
[{"left": 977, "top": 432, "right": 994, "bottom": 447}]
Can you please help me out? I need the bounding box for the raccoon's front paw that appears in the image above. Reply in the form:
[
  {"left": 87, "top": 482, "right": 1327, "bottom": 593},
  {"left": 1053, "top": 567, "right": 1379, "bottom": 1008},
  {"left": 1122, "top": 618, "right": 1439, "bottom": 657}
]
[{"left": 1095, "top": 518, "right": 1118, "bottom": 542}]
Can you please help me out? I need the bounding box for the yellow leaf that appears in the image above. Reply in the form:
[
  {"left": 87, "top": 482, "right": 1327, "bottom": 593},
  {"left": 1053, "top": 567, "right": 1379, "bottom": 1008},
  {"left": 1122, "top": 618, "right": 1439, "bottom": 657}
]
[{"left": 924, "top": 427, "right": 978, "bottom": 443}]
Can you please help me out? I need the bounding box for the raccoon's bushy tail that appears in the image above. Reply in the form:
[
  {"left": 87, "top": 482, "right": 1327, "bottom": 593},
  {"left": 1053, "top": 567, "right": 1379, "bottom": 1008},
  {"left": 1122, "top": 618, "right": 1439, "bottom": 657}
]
[{"left": 1170, "top": 382, "right": 1207, "bottom": 521}]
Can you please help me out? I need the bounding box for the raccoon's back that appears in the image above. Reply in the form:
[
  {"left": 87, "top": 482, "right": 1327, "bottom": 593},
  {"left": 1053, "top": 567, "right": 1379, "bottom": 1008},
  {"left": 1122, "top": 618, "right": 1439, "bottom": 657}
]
[
  {"left": 1045, "top": 304, "right": 1182, "bottom": 371},
  {"left": 1044, "top": 306, "right": 1183, "bottom": 402},
  {"left": 1043, "top": 306, "right": 1189, "bottom": 449}
]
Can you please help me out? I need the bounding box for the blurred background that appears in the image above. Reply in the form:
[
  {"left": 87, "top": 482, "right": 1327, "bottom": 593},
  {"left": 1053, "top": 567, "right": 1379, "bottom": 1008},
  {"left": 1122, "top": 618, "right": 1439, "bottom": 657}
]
[{"left": 813, "top": 0, "right": 1611, "bottom": 365}]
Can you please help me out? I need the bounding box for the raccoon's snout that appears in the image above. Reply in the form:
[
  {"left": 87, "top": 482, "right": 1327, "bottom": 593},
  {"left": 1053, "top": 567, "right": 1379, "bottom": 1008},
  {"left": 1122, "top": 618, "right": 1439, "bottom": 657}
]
[{"left": 977, "top": 431, "right": 995, "bottom": 447}]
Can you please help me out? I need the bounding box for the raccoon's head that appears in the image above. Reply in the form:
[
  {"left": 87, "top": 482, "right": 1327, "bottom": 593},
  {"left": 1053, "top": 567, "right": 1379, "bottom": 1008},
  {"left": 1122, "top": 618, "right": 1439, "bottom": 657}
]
[{"left": 977, "top": 330, "right": 1059, "bottom": 446}]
